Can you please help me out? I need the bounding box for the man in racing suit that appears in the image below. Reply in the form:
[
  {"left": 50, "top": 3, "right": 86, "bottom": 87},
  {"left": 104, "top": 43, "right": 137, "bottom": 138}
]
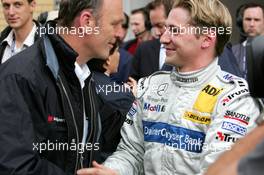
[{"left": 77, "top": 0, "right": 261, "bottom": 175}]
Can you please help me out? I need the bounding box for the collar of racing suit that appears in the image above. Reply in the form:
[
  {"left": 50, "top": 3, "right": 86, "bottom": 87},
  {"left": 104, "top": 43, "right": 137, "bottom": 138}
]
[{"left": 170, "top": 57, "right": 220, "bottom": 87}]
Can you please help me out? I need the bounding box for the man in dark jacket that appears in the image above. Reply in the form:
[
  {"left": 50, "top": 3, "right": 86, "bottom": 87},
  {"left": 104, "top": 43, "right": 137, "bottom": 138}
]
[
  {"left": 130, "top": 0, "right": 174, "bottom": 81},
  {"left": 0, "top": 0, "right": 123, "bottom": 174},
  {"left": 88, "top": 45, "right": 134, "bottom": 162}
]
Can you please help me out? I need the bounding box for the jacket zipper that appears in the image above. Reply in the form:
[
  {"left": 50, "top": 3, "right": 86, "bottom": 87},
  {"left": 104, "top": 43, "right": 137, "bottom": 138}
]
[
  {"left": 58, "top": 76, "right": 80, "bottom": 173},
  {"left": 86, "top": 79, "right": 96, "bottom": 166},
  {"left": 80, "top": 89, "right": 85, "bottom": 168}
]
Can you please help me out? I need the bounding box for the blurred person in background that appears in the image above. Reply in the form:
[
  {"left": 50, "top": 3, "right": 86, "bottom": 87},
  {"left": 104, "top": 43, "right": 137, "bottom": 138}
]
[
  {"left": 111, "top": 12, "right": 133, "bottom": 84},
  {"left": 130, "top": 0, "right": 174, "bottom": 81},
  {"left": 232, "top": 3, "right": 264, "bottom": 79},
  {"left": 123, "top": 7, "right": 153, "bottom": 55},
  {"left": 0, "top": 0, "right": 41, "bottom": 64}
]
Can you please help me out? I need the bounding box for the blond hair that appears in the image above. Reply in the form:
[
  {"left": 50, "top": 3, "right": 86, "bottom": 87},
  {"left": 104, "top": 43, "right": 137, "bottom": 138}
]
[{"left": 173, "top": 0, "right": 232, "bottom": 56}]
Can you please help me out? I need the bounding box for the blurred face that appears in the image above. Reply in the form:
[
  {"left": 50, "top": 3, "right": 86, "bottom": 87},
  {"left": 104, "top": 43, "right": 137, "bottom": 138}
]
[
  {"left": 84, "top": 0, "right": 123, "bottom": 60},
  {"left": 150, "top": 5, "right": 166, "bottom": 38},
  {"left": 243, "top": 7, "right": 264, "bottom": 37},
  {"left": 107, "top": 48, "right": 120, "bottom": 74},
  {"left": 160, "top": 8, "right": 203, "bottom": 69},
  {"left": 116, "top": 14, "right": 128, "bottom": 42},
  {"left": 130, "top": 12, "right": 146, "bottom": 37},
  {"left": 1, "top": 0, "right": 35, "bottom": 29},
  {"left": 118, "top": 27, "right": 127, "bottom": 42}
]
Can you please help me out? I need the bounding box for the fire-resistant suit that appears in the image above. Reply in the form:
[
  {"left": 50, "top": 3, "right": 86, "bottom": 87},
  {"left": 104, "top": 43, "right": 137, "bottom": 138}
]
[{"left": 104, "top": 59, "right": 260, "bottom": 175}]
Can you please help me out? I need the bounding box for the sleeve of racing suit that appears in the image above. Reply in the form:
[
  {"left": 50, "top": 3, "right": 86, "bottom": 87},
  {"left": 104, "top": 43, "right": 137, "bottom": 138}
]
[
  {"left": 0, "top": 75, "right": 67, "bottom": 175},
  {"left": 103, "top": 99, "right": 145, "bottom": 175},
  {"left": 198, "top": 94, "right": 260, "bottom": 174}
]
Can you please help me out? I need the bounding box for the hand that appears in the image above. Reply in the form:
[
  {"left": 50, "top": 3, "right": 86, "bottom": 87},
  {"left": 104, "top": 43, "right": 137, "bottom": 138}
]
[
  {"left": 126, "top": 77, "right": 137, "bottom": 97},
  {"left": 77, "top": 161, "right": 118, "bottom": 175}
]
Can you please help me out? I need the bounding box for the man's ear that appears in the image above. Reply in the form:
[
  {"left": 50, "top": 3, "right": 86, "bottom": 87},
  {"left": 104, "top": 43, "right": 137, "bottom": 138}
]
[
  {"left": 79, "top": 10, "right": 95, "bottom": 28},
  {"left": 103, "top": 58, "right": 110, "bottom": 70},
  {"left": 30, "top": 0, "right": 36, "bottom": 13},
  {"left": 105, "top": 57, "right": 111, "bottom": 66},
  {"left": 201, "top": 31, "right": 217, "bottom": 49}
]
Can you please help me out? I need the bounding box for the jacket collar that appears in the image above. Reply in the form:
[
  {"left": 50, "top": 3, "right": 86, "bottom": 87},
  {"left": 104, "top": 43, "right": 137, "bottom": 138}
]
[
  {"left": 0, "top": 20, "right": 41, "bottom": 44},
  {"left": 170, "top": 58, "right": 220, "bottom": 87},
  {"left": 42, "top": 21, "right": 78, "bottom": 80},
  {"left": 2, "top": 23, "right": 37, "bottom": 48}
]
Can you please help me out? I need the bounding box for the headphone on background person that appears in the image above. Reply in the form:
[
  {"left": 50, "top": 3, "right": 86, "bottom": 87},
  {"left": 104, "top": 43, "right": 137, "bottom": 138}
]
[
  {"left": 236, "top": 4, "right": 247, "bottom": 42},
  {"left": 236, "top": 4, "right": 245, "bottom": 34},
  {"left": 142, "top": 9, "right": 152, "bottom": 31},
  {"left": 133, "top": 8, "right": 152, "bottom": 37}
]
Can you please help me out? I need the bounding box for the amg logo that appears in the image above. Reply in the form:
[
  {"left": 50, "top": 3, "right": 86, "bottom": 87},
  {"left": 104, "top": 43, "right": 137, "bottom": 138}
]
[
  {"left": 215, "top": 132, "right": 239, "bottom": 143},
  {"left": 143, "top": 103, "right": 165, "bottom": 112}
]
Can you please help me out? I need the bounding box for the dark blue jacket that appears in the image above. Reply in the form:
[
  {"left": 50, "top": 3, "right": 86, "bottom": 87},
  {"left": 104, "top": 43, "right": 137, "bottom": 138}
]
[
  {"left": 111, "top": 48, "right": 132, "bottom": 83},
  {"left": 218, "top": 44, "right": 243, "bottom": 77}
]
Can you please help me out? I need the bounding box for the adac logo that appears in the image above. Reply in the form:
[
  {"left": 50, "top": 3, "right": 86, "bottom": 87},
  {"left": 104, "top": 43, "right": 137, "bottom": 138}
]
[
  {"left": 183, "top": 111, "right": 211, "bottom": 125},
  {"left": 193, "top": 84, "right": 223, "bottom": 113},
  {"left": 202, "top": 85, "right": 223, "bottom": 96},
  {"left": 215, "top": 132, "right": 239, "bottom": 143},
  {"left": 221, "top": 88, "right": 249, "bottom": 106},
  {"left": 224, "top": 110, "right": 250, "bottom": 125},
  {"left": 143, "top": 103, "right": 166, "bottom": 112}
]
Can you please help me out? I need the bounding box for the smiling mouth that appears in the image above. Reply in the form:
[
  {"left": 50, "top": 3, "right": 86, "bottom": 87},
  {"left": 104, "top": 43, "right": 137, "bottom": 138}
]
[{"left": 8, "top": 18, "right": 18, "bottom": 22}]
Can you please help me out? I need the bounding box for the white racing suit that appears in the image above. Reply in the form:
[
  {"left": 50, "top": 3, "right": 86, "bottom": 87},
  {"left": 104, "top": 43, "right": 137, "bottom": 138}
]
[{"left": 104, "top": 59, "right": 260, "bottom": 175}]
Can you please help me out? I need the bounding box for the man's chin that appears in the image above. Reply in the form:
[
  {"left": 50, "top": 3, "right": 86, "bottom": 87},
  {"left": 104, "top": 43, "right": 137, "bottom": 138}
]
[
  {"left": 165, "top": 56, "right": 179, "bottom": 67},
  {"left": 9, "top": 23, "right": 21, "bottom": 29}
]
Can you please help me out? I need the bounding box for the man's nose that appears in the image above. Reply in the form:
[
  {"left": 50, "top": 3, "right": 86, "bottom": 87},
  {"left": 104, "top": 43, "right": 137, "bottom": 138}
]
[
  {"left": 8, "top": 5, "right": 16, "bottom": 15},
  {"left": 115, "top": 24, "right": 123, "bottom": 39},
  {"left": 160, "top": 28, "right": 171, "bottom": 44},
  {"left": 250, "top": 20, "right": 255, "bottom": 26}
]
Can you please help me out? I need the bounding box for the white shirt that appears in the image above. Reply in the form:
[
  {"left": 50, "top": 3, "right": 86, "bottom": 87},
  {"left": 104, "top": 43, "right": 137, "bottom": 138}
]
[
  {"left": 1, "top": 24, "right": 37, "bottom": 63},
  {"left": 74, "top": 62, "right": 91, "bottom": 146},
  {"left": 159, "top": 44, "right": 166, "bottom": 70}
]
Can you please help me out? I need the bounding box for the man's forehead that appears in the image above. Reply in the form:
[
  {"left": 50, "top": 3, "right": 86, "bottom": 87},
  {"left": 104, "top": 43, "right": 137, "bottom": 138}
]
[
  {"left": 165, "top": 16, "right": 189, "bottom": 27},
  {"left": 150, "top": 4, "right": 165, "bottom": 12},
  {"left": 100, "top": 0, "right": 123, "bottom": 18},
  {"left": 244, "top": 7, "right": 264, "bottom": 16},
  {"left": 131, "top": 13, "right": 144, "bottom": 19},
  {"left": 166, "top": 8, "right": 191, "bottom": 25}
]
